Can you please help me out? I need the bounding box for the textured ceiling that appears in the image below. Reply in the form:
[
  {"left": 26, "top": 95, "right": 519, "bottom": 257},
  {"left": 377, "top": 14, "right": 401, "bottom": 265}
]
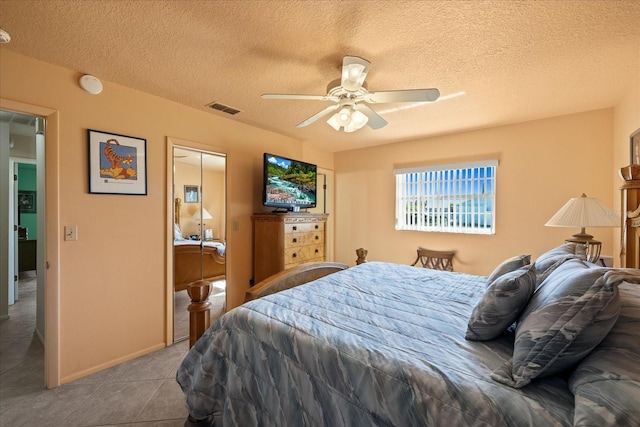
[{"left": 1, "top": 1, "right": 639, "bottom": 152}]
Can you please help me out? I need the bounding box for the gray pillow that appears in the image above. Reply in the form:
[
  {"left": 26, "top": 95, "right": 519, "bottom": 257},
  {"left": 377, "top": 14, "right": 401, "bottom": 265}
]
[
  {"left": 533, "top": 242, "right": 587, "bottom": 285},
  {"left": 568, "top": 278, "right": 640, "bottom": 426},
  {"left": 486, "top": 254, "right": 531, "bottom": 283},
  {"left": 466, "top": 264, "right": 536, "bottom": 341},
  {"left": 491, "top": 259, "right": 621, "bottom": 388}
]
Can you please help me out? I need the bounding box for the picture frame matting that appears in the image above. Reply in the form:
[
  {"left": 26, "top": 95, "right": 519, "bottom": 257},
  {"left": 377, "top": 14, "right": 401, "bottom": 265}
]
[{"left": 88, "top": 129, "right": 147, "bottom": 195}]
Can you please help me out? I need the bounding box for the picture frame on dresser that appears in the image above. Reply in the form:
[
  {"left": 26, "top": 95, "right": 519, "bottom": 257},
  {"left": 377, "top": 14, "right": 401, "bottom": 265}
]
[{"left": 631, "top": 128, "right": 640, "bottom": 165}]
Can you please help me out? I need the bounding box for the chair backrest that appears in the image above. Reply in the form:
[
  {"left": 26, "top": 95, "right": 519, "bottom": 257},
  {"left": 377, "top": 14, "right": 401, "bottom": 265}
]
[{"left": 411, "top": 247, "right": 455, "bottom": 271}]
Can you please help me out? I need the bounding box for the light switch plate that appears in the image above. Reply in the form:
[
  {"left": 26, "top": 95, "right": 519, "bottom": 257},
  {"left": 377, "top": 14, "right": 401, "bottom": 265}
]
[{"left": 65, "top": 225, "right": 78, "bottom": 241}]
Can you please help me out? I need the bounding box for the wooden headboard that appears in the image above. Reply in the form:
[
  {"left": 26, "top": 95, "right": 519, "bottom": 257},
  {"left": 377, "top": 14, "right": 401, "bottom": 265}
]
[{"left": 175, "top": 198, "right": 182, "bottom": 225}]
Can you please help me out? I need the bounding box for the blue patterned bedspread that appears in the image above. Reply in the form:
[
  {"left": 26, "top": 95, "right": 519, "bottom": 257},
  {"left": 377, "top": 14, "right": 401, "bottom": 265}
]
[{"left": 177, "top": 262, "right": 574, "bottom": 426}]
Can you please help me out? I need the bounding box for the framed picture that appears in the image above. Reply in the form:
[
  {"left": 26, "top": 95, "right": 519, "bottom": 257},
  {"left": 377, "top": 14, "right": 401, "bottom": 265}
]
[
  {"left": 184, "top": 185, "right": 199, "bottom": 203},
  {"left": 18, "top": 191, "right": 36, "bottom": 213},
  {"left": 631, "top": 128, "right": 640, "bottom": 165},
  {"left": 88, "top": 129, "right": 147, "bottom": 195}
]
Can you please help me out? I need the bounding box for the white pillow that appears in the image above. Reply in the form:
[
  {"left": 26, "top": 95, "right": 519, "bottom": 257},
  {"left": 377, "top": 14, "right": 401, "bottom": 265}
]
[{"left": 174, "top": 223, "right": 184, "bottom": 240}]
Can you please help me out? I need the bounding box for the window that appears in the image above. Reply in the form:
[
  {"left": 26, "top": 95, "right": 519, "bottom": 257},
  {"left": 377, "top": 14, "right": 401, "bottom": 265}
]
[{"left": 395, "top": 160, "right": 497, "bottom": 234}]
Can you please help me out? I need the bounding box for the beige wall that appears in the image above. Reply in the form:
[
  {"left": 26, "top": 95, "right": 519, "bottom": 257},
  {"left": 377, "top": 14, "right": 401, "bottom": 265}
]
[
  {"left": 334, "top": 109, "right": 616, "bottom": 275},
  {"left": 174, "top": 162, "right": 225, "bottom": 239},
  {"left": 0, "top": 50, "right": 334, "bottom": 383}
]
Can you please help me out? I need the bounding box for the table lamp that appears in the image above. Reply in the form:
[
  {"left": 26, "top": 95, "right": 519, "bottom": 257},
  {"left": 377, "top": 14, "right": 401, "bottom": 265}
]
[
  {"left": 545, "top": 193, "right": 619, "bottom": 263},
  {"left": 192, "top": 208, "right": 213, "bottom": 235}
]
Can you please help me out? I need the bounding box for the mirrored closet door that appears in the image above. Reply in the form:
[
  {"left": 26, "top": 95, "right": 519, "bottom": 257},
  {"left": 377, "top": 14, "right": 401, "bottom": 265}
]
[{"left": 172, "top": 146, "right": 226, "bottom": 342}]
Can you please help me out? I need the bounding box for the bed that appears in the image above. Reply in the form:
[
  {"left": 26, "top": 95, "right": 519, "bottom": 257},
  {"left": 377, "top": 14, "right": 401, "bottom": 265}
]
[
  {"left": 174, "top": 198, "right": 226, "bottom": 292},
  {"left": 177, "top": 244, "right": 640, "bottom": 426},
  {"left": 174, "top": 240, "right": 226, "bottom": 292}
]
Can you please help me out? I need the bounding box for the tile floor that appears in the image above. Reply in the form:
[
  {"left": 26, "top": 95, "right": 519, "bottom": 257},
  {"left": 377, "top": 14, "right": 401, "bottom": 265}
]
[{"left": 0, "top": 274, "right": 225, "bottom": 427}]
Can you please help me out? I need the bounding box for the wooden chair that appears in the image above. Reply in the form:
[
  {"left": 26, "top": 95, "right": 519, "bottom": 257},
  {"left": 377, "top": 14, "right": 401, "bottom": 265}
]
[{"left": 411, "top": 247, "right": 456, "bottom": 272}]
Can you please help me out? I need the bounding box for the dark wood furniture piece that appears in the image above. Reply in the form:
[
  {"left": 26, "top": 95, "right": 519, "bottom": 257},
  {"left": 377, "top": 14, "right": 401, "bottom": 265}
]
[
  {"left": 174, "top": 244, "right": 225, "bottom": 292},
  {"left": 174, "top": 198, "right": 225, "bottom": 292},
  {"left": 411, "top": 247, "right": 455, "bottom": 271},
  {"left": 18, "top": 239, "right": 37, "bottom": 272},
  {"left": 252, "top": 213, "right": 327, "bottom": 284},
  {"left": 621, "top": 179, "right": 640, "bottom": 268}
]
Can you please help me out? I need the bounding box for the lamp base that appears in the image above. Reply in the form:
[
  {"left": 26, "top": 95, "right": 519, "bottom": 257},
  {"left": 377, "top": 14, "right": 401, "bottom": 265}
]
[{"left": 564, "top": 235, "right": 602, "bottom": 264}]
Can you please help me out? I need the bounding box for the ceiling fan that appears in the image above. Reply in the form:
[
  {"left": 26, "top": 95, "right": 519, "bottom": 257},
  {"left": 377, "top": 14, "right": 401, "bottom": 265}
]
[{"left": 262, "top": 56, "right": 440, "bottom": 133}]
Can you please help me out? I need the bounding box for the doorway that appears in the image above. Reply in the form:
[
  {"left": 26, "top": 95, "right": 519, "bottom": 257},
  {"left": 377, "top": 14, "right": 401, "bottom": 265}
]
[
  {"left": 167, "top": 137, "right": 226, "bottom": 343},
  {"left": 0, "top": 110, "right": 46, "bottom": 387}
]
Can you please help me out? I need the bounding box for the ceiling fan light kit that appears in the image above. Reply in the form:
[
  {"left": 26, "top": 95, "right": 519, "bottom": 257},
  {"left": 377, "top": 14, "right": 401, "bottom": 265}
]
[
  {"left": 327, "top": 106, "right": 369, "bottom": 133},
  {"left": 262, "top": 56, "right": 440, "bottom": 133}
]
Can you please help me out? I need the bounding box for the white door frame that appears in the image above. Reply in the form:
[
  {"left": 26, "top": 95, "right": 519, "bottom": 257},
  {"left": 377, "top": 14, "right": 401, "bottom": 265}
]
[{"left": 1, "top": 98, "right": 60, "bottom": 388}]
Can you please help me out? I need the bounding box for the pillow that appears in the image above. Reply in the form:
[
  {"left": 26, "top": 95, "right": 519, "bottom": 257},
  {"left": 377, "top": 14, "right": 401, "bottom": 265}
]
[
  {"left": 466, "top": 264, "right": 536, "bottom": 341},
  {"left": 491, "top": 259, "right": 621, "bottom": 388},
  {"left": 533, "top": 242, "right": 587, "bottom": 285},
  {"left": 568, "top": 277, "right": 640, "bottom": 426},
  {"left": 174, "top": 223, "right": 184, "bottom": 241},
  {"left": 486, "top": 254, "right": 531, "bottom": 283}
]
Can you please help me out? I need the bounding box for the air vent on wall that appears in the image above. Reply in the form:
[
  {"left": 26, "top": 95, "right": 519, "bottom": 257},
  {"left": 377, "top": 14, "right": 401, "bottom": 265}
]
[{"left": 207, "top": 102, "right": 241, "bottom": 115}]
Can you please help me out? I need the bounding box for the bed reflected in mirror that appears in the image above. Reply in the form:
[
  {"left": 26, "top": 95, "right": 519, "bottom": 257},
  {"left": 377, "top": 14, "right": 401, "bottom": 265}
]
[{"left": 173, "top": 146, "right": 226, "bottom": 342}]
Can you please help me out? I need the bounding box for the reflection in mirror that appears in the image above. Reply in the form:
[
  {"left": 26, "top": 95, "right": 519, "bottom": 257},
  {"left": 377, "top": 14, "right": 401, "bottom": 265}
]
[{"left": 173, "top": 147, "right": 226, "bottom": 342}]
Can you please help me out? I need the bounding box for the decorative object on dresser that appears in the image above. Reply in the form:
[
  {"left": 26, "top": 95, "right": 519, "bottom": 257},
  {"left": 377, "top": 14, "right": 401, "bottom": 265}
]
[
  {"left": 252, "top": 213, "right": 327, "bottom": 284},
  {"left": 620, "top": 179, "right": 640, "bottom": 268},
  {"left": 545, "top": 193, "right": 619, "bottom": 263}
]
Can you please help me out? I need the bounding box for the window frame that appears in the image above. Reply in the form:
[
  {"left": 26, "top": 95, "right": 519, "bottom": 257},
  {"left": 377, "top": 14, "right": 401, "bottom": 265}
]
[{"left": 394, "top": 160, "right": 498, "bottom": 235}]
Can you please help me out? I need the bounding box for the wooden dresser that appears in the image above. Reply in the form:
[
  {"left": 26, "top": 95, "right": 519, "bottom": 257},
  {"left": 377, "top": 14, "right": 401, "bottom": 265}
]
[
  {"left": 252, "top": 213, "right": 328, "bottom": 284},
  {"left": 620, "top": 179, "right": 640, "bottom": 268}
]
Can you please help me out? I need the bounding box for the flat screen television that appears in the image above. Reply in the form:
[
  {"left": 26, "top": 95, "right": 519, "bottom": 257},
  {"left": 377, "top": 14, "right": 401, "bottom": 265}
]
[{"left": 263, "top": 153, "right": 317, "bottom": 211}]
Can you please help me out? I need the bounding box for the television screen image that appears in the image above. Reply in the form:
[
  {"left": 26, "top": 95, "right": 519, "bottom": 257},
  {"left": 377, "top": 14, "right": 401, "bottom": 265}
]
[{"left": 264, "top": 153, "right": 317, "bottom": 210}]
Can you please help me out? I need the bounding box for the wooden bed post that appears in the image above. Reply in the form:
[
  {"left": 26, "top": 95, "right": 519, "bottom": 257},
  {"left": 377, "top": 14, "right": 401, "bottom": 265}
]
[
  {"left": 186, "top": 280, "right": 212, "bottom": 347},
  {"left": 356, "top": 248, "right": 368, "bottom": 265}
]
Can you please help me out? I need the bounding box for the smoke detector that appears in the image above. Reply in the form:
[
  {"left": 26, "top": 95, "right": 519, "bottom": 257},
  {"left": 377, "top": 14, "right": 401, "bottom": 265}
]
[
  {"left": 79, "top": 74, "right": 103, "bottom": 95},
  {"left": 0, "top": 29, "right": 11, "bottom": 44}
]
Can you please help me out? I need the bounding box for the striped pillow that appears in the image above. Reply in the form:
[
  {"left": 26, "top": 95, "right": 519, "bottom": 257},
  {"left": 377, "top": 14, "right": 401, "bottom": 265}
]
[
  {"left": 492, "top": 260, "right": 622, "bottom": 388},
  {"left": 466, "top": 264, "right": 536, "bottom": 341}
]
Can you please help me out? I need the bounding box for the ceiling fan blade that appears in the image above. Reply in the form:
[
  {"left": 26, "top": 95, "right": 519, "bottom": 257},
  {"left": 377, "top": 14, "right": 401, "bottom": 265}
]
[
  {"left": 341, "top": 56, "right": 371, "bottom": 92},
  {"left": 262, "top": 93, "right": 336, "bottom": 101},
  {"left": 364, "top": 88, "right": 440, "bottom": 103},
  {"left": 296, "top": 104, "right": 340, "bottom": 128},
  {"left": 353, "top": 104, "right": 388, "bottom": 129}
]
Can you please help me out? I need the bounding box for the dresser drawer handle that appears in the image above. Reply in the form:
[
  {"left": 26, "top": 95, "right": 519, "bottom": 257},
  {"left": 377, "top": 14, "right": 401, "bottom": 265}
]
[
  {"left": 315, "top": 235, "right": 319, "bottom": 240},
  {"left": 292, "top": 253, "right": 297, "bottom": 258},
  {"left": 293, "top": 226, "right": 297, "bottom": 231},
  {"left": 292, "top": 238, "right": 297, "bottom": 243},
  {"left": 315, "top": 225, "right": 319, "bottom": 229},
  {"left": 315, "top": 249, "right": 319, "bottom": 254}
]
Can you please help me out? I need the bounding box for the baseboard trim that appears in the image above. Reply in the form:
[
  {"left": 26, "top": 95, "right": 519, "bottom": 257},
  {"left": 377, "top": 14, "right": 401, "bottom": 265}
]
[
  {"left": 0, "top": 314, "right": 9, "bottom": 321},
  {"left": 60, "top": 342, "right": 166, "bottom": 384},
  {"left": 34, "top": 328, "right": 45, "bottom": 346}
]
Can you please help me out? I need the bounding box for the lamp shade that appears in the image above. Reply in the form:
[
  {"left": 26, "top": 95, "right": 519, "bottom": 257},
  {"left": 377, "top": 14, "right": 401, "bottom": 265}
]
[
  {"left": 192, "top": 208, "right": 213, "bottom": 220},
  {"left": 545, "top": 194, "right": 619, "bottom": 228}
]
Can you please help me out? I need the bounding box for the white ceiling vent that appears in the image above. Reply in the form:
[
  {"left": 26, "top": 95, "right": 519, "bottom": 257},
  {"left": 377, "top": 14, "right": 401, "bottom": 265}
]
[{"left": 207, "top": 102, "right": 241, "bottom": 115}]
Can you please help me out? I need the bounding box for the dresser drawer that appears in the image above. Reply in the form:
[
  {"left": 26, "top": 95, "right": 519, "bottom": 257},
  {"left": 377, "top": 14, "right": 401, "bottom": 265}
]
[
  {"left": 284, "top": 231, "right": 324, "bottom": 248},
  {"left": 284, "top": 244, "right": 324, "bottom": 265},
  {"left": 284, "top": 221, "right": 324, "bottom": 234}
]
